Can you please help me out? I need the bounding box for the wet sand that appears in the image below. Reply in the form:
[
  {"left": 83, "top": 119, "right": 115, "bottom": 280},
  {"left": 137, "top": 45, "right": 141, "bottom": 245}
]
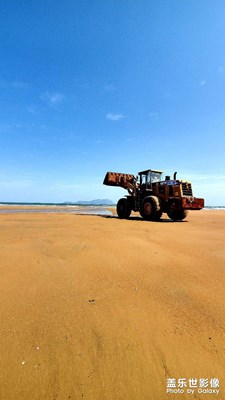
[
  {"left": 0, "top": 205, "right": 111, "bottom": 215},
  {"left": 0, "top": 210, "right": 224, "bottom": 400}
]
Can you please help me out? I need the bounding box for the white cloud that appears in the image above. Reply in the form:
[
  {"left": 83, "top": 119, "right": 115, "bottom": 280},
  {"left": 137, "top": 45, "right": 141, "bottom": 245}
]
[
  {"left": 218, "top": 66, "right": 225, "bottom": 73},
  {"left": 199, "top": 80, "right": 206, "bottom": 87},
  {"left": 11, "top": 81, "right": 28, "bottom": 89},
  {"left": 104, "top": 84, "right": 116, "bottom": 91},
  {"left": 106, "top": 113, "right": 125, "bottom": 121},
  {"left": 148, "top": 112, "right": 158, "bottom": 119},
  {"left": 0, "top": 78, "right": 27, "bottom": 89},
  {"left": 40, "top": 91, "right": 64, "bottom": 106},
  {"left": 27, "top": 105, "right": 39, "bottom": 114},
  {"left": 0, "top": 122, "right": 22, "bottom": 132}
]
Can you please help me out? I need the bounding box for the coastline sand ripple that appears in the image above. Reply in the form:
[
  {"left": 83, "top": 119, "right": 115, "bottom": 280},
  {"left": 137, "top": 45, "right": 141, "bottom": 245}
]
[{"left": 0, "top": 210, "right": 225, "bottom": 399}]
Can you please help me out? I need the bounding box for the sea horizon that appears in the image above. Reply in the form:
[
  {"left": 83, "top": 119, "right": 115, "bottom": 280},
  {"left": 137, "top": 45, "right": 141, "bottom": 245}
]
[{"left": 0, "top": 201, "right": 116, "bottom": 207}]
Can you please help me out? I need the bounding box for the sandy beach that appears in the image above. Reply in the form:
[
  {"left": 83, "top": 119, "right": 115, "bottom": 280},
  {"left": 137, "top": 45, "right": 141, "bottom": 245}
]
[{"left": 0, "top": 209, "right": 224, "bottom": 400}]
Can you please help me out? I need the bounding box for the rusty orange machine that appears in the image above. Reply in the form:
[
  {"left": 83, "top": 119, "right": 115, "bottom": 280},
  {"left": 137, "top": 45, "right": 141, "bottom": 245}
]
[{"left": 103, "top": 169, "right": 204, "bottom": 221}]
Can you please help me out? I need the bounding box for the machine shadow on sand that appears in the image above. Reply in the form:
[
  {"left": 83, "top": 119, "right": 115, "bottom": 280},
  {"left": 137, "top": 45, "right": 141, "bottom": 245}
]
[{"left": 101, "top": 214, "right": 188, "bottom": 223}]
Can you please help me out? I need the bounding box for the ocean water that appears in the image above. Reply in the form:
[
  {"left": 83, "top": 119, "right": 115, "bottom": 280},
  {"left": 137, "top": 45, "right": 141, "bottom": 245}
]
[
  {"left": 0, "top": 202, "right": 114, "bottom": 207},
  {"left": 0, "top": 202, "right": 113, "bottom": 215},
  {"left": 203, "top": 206, "right": 225, "bottom": 210}
]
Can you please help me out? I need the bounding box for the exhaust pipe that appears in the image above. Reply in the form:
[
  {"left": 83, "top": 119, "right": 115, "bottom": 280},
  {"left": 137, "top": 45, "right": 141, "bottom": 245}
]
[{"left": 173, "top": 171, "right": 177, "bottom": 180}]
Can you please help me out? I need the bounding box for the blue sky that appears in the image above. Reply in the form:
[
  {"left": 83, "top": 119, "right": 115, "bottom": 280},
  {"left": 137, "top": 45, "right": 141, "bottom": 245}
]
[{"left": 0, "top": 0, "right": 225, "bottom": 205}]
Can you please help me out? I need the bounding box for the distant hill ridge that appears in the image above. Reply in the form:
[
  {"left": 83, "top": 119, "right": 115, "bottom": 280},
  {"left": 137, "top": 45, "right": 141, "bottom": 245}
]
[{"left": 65, "top": 199, "right": 114, "bottom": 205}]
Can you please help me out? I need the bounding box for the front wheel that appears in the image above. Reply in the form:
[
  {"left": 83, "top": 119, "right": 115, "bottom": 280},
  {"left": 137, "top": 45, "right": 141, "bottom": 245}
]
[
  {"left": 116, "top": 198, "right": 131, "bottom": 219},
  {"left": 140, "top": 196, "right": 162, "bottom": 221}
]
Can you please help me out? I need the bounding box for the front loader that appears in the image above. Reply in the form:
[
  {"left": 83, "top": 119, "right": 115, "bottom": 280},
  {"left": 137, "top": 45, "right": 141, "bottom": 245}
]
[{"left": 103, "top": 169, "right": 204, "bottom": 221}]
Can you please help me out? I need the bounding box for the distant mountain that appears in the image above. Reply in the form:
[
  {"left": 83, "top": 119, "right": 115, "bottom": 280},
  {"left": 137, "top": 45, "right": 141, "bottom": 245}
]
[
  {"left": 63, "top": 199, "right": 115, "bottom": 205},
  {"left": 76, "top": 199, "right": 114, "bottom": 205}
]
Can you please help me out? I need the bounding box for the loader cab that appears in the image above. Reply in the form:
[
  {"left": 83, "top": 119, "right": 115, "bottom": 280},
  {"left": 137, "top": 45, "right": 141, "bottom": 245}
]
[{"left": 138, "top": 169, "right": 163, "bottom": 189}]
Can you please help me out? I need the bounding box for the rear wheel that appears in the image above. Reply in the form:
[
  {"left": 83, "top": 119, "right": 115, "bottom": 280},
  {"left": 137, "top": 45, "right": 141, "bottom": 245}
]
[
  {"left": 167, "top": 209, "right": 188, "bottom": 221},
  {"left": 116, "top": 198, "right": 131, "bottom": 219},
  {"left": 140, "top": 196, "right": 162, "bottom": 221}
]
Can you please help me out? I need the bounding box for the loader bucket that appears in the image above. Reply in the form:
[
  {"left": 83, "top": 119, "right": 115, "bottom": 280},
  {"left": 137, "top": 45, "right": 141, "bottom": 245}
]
[{"left": 103, "top": 171, "right": 135, "bottom": 187}]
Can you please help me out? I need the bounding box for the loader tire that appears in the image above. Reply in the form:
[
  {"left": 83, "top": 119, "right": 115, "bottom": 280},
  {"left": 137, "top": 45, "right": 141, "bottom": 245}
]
[
  {"left": 140, "top": 196, "right": 162, "bottom": 221},
  {"left": 167, "top": 209, "right": 188, "bottom": 221},
  {"left": 117, "top": 198, "right": 131, "bottom": 219}
]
